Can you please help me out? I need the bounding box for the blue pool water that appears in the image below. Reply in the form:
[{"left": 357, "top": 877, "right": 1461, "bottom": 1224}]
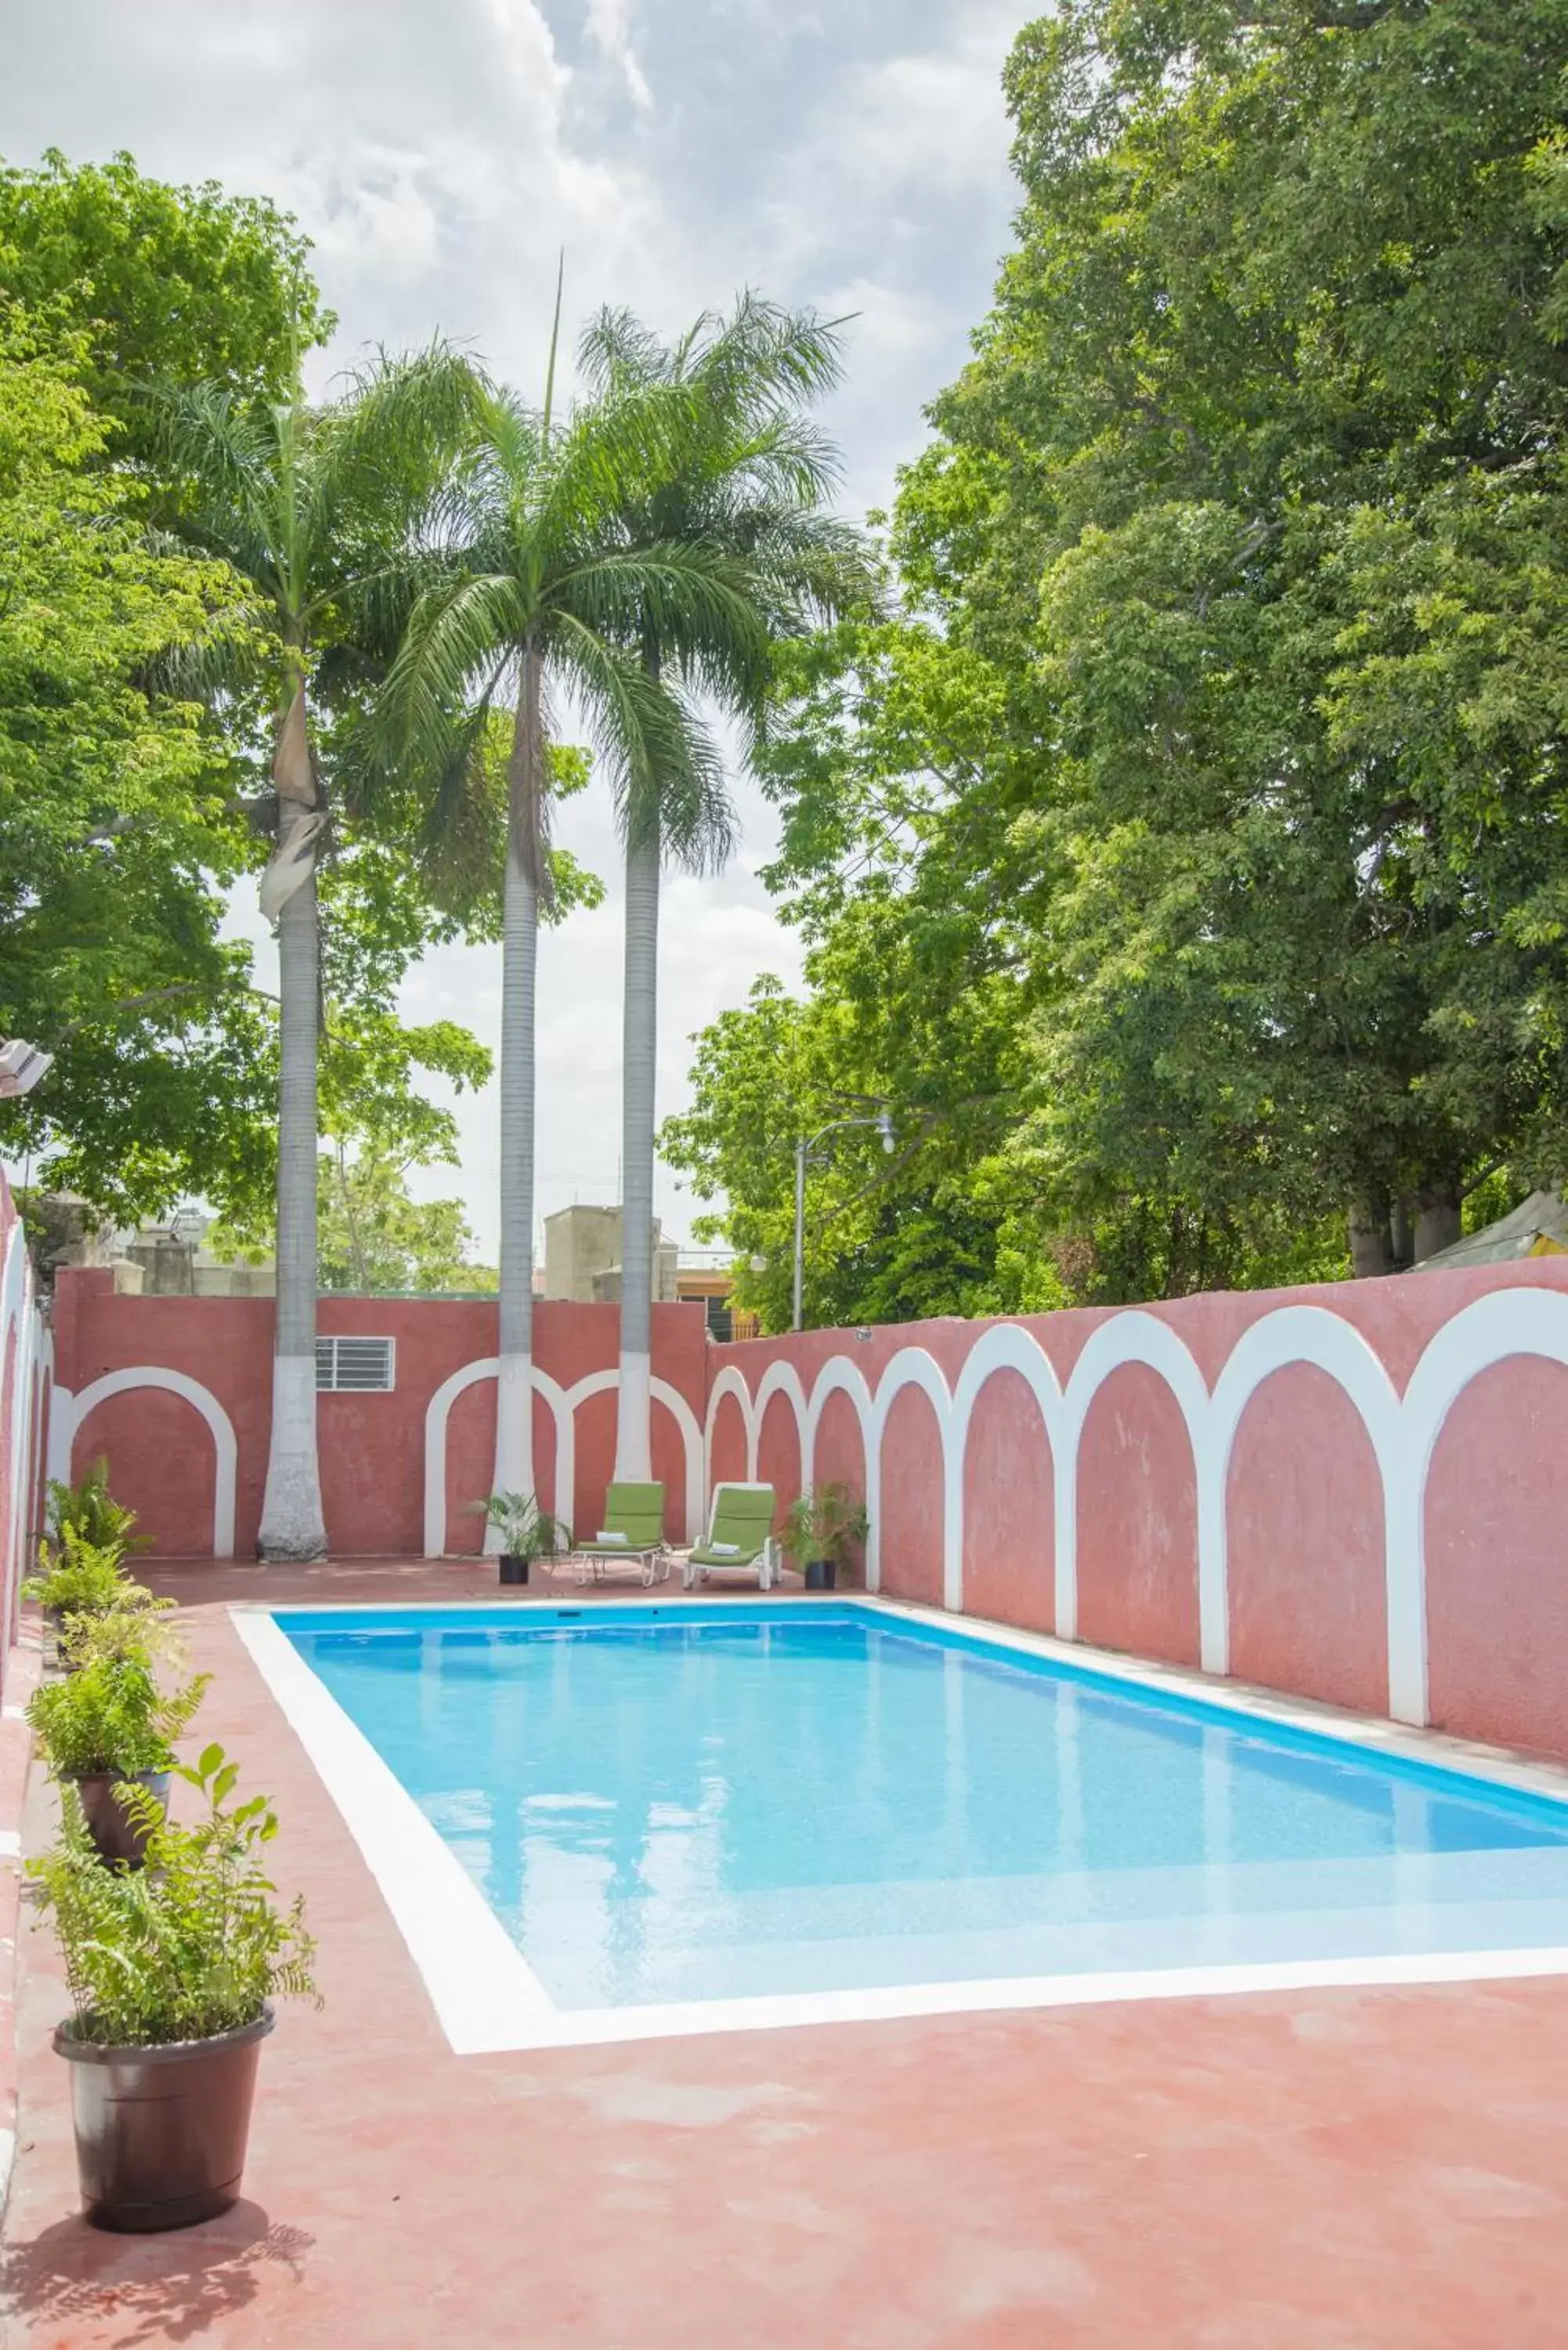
[{"left": 276, "top": 1604, "right": 1568, "bottom": 2011}]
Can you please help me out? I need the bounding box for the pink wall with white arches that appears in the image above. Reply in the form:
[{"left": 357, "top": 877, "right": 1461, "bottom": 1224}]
[
  {"left": 34, "top": 1249, "right": 1568, "bottom": 1763},
  {"left": 706, "top": 1259, "right": 1568, "bottom": 1762},
  {"left": 0, "top": 1171, "right": 49, "bottom": 1700}
]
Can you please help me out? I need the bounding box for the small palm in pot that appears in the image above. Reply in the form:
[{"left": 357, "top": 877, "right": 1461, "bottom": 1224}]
[
  {"left": 471, "top": 1491, "right": 566, "bottom": 1585},
  {"left": 780, "top": 1483, "right": 870, "bottom": 1591}
]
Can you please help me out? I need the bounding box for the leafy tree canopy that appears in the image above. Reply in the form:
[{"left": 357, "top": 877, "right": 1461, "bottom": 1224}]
[
  {"left": 667, "top": 0, "right": 1568, "bottom": 1321},
  {"left": 0, "top": 150, "right": 330, "bottom": 450},
  {"left": 0, "top": 321, "right": 276, "bottom": 1220}
]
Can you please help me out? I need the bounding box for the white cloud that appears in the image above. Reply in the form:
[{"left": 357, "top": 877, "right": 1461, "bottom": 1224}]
[{"left": 584, "top": 0, "right": 653, "bottom": 113}]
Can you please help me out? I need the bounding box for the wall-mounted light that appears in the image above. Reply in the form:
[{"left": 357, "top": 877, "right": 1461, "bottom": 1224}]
[{"left": 0, "top": 1039, "right": 52, "bottom": 1099}]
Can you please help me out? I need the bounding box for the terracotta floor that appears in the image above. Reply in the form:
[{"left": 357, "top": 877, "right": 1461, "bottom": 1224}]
[{"left": 6, "top": 1561, "right": 1568, "bottom": 2348}]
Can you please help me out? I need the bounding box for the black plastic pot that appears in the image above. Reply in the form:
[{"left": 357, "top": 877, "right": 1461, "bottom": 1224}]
[
  {"left": 70, "top": 1770, "right": 170, "bottom": 1868},
  {"left": 804, "top": 1559, "right": 837, "bottom": 1592},
  {"left": 55, "top": 2005, "right": 274, "bottom": 2232},
  {"left": 499, "top": 1554, "right": 529, "bottom": 1586}
]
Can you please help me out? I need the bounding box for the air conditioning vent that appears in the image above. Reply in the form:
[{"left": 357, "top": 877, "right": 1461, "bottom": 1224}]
[{"left": 316, "top": 1336, "right": 396, "bottom": 1393}]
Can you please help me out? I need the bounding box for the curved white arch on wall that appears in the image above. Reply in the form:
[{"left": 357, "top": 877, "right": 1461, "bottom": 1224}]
[
  {"left": 703, "top": 1365, "right": 759, "bottom": 1487},
  {"left": 650, "top": 1379, "right": 705, "bottom": 1543},
  {"left": 1056, "top": 1314, "right": 1209, "bottom": 1650},
  {"left": 800, "top": 1357, "right": 876, "bottom": 1495},
  {"left": 949, "top": 1325, "right": 1065, "bottom": 1620},
  {"left": 748, "top": 1358, "right": 812, "bottom": 1494},
  {"left": 1206, "top": 1309, "right": 1402, "bottom": 1685},
  {"left": 52, "top": 1366, "right": 237, "bottom": 1560},
  {"left": 423, "top": 1359, "right": 703, "bottom": 1558},
  {"left": 868, "top": 1349, "right": 961, "bottom": 1604},
  {"left": 423, "top": 1358, "right": 500, "bottom": 1560},
  {"left": 1393, "top": 1288, "right": 1568, "bottom": 1726}
]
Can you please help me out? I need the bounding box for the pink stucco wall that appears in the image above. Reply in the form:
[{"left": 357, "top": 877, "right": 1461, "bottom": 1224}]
[
  {"left": 53, "top": 1274, "right": 708, "bottom": 1558},
  {"left": 1425, "top": 1357, "right": 1568, "bottom": 1757},
  {"left": 1076, "top": 1364, "right": 1201, "bottom": 1668},
  {"left": 961, "top": 1368, "right": 1053, "bottom": 1632},
  {"left": 1227, "top": 1365, "right": 1388, "bottom": 1717},
  {"left": 42, "top": 1252, "right": 1568, "bottom": 1764}
]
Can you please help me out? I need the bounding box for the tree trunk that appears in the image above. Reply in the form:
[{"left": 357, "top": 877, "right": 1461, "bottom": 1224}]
[
  {"left": 614, "top": 813, "right": 660, "bottom": 1484},
  {"left": 258, "top": 686, "right": 327, "bottom": 1561},
  {"left": 488, "top": 646, "right": 543, "bottom": 1539},
  {"left": 1348, "top": 1197, "right": 1395, "bottom": 1280},
  {"left": 1414, "top": 1184, "right": 1462, "bottom": 1263}
]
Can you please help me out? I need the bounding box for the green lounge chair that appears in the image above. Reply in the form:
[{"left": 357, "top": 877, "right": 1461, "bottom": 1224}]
[
  {"left": 566, "top": 1482, "right": 670, "bottom": 1586},
  {"left": 682, "top": 1482, "right": 780, "bottom": 1590}
]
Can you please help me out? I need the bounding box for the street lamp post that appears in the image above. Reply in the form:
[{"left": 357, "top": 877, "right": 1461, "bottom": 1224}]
[{"left": 792, "top": 1111, "right": 895, "bottom": 1332}]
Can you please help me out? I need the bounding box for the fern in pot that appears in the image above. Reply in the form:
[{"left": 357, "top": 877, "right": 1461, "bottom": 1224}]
[
  {"left": 44, "top": 1455, "right": 152, "bottom": 1564},
  {"left": 781, "top": 1483, "right": 870, "bottom": 1592},
  {"left": 27, "top": 1625, "right": 208, "bottom": 1866},
  {"left": 22, "top": 1529, "right": 144, "bottom": 1660},
  {"left": 29, "top": 1742, "right": 318, "bottom": 2232}
]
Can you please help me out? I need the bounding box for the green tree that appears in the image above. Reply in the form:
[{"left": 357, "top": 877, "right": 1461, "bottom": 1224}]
[
  {"left": 926, "top": 0, "right": 1568, "bottom": 1274},
  {"left": 675, "top": 0, "right": 1568, "bottom": 1314},
  {"left": 0, "top": 150, "right": 328, "bottom": 451},
  {"left": 154, "top": 344, "right": 482, "bottom": 1558},
  {"left": 316, "top": 1148, "right": 497, "bottom": 1296},
  {"left": 0, "top": 320, "right": 276, "bottom": 1221},
  {"left": 576, "top": 295, "right": 869, "bottom": 1470},
  {"left": 382, "top": 363, "right": 762, "bottom": 1525}
]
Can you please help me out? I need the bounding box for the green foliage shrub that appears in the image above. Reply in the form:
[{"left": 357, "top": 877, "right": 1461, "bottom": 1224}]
[
  {"left": 29, "top": 1744, "right": 318, "bottom": 2047},
  {"left": 27, "top": 1649, "right": 208, "bottom": 1779},
  {"left": 45, "top": 1457, "right": 150, "bottom": 1560}
]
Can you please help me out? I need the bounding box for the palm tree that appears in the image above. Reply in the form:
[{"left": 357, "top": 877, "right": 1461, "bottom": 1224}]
[
  {"left": 381, "top": 368, "right": 761, "bottom": 1527},
  {"left": 156, "top": 345, "right": 480, "bottom": 1560},
  {"left": 577, "top": 296, "right": 870, "bottom": 1483}
]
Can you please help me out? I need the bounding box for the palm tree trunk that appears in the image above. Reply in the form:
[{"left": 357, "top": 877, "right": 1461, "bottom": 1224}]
[
  {"left": 258, "top": 686, "right": 327, "bottom": 1560},
  {"left": 614, "top": 809, "right": 659, "bottom": 1484},
  {"left": 489, "top": 645, "right": 543, "bottom": 1538}
]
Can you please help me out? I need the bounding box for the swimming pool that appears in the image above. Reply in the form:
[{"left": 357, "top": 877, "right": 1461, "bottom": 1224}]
[{"left": 240, "top": 1599, "right": 1568, "bottom": 2050}]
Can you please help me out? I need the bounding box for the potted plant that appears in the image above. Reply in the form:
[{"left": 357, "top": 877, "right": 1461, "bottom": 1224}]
[
  {"left": 29, "top": 1742, "right": 318, "bottom": 2232},
  {"left": 781, "top": 1482, "right": 870, "bottom": 1591},
  {"left": 27, "top": 1633, "right": 208, "bottom": 1866},
  {"left": 44, "top": 1456, "right": 151, "bottom": 1563},
  {"left": 471, "top": 1491, "right": 565, "bottom": 1585},
  {"left": 22, "top": 1529, "right": 141, "bottom": 1650}
]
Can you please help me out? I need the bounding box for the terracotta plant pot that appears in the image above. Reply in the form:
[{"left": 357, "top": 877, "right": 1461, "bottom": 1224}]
[
  {"left": 804, "top": 1559, "right": 837, "bottom": 1592},
  {"left": 55, "top": 2005, "right": 274, "bottom": 2232},
  {"left": 70, "top": 1770, "right": 170, "bottom": 1869},
  {"left": 498, "top": 1554, "right": 529, "bottom": 1586}
]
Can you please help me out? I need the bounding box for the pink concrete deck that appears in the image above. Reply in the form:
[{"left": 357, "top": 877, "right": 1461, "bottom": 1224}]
[{"left": 7, "top": 1561, "right": 1568, "bottom": 2347}]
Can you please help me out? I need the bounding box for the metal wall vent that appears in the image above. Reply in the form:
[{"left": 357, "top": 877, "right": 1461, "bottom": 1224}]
[{"left": 315, "top": 1336, "right": 396, "bottom": 1393}]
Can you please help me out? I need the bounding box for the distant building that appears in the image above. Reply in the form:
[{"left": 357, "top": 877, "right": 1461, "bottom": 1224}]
[
  {"left": 542, "top": 1206, "right": 679, "bottom": 1307},
  {"left": 542, "top": 1205, "right": 750, "bottom": 1337}
]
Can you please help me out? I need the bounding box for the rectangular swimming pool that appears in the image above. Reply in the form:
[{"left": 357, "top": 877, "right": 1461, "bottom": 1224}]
[{"left": 242, "top": 1600, "right": 1568, "bottom": 2050}]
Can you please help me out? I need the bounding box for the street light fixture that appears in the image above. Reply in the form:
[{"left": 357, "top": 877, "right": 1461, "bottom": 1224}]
[{"left": 793, "top": 1110, "right": 896, "bottom": 1332}]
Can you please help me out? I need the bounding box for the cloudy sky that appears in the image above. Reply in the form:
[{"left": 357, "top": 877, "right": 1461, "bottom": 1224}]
[{"left": 2, "top": 0, "right": 1025, "bottom": 1257}]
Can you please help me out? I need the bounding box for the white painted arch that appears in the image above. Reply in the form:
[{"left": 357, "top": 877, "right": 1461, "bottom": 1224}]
[
  {"left": 49, "top": 1365, "right": 238, "bottom": 1560},
  {"left": 423, "top": 1359, "right": 703, "bottom": 1558}
]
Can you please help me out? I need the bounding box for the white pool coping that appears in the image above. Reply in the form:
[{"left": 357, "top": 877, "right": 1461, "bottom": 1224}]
[{"left": 229, "top": 1596, "right": 1568, "bottom": 2055}]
